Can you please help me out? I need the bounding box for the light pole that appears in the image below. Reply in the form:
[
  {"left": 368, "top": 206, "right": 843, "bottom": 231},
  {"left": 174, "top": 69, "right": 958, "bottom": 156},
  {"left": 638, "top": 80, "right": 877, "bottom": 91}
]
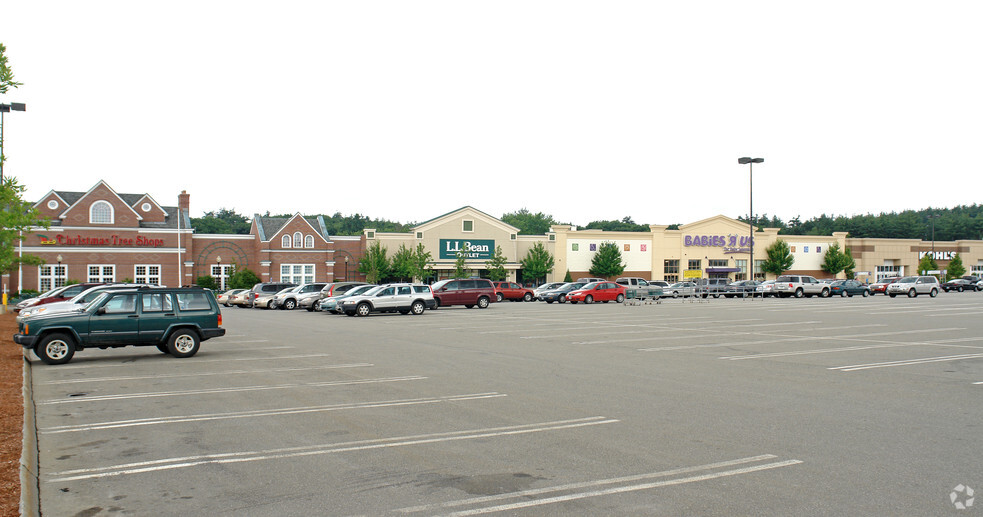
[
  {"left": 344, "top": 256, "right": 349, "bottom": 281},
  {"left": 0, "top": 102, "right": 27, "bottom": 184},
  {"left": 216, "top": 256, "right": 223, "bottom": 290},
  {"left": 56, "top": 254, "right": 63, "bottom": 288},
  {"left": 738, "top": 157, "right": 764, "bottom": 282}
]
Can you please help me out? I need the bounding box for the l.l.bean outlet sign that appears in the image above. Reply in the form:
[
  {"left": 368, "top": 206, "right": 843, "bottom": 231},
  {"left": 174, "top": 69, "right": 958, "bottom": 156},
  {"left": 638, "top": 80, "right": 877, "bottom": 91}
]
[{"left": 439, "top": 239, "right": 495, "bottom": 259}]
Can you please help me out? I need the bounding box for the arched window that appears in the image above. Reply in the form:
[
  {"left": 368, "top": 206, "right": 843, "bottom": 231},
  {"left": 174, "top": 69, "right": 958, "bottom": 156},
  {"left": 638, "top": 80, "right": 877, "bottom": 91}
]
[
  {"left": 90, "top": 201, "right": 114, "bottom": 224},
  {"left": 281, "top": 234, "right": 291, "bottom": 248},
  {"left": 304, "top": 235, "right": 314, "bottom": 248},
  {"left": 293, "top": 232, "right": 303, "bottom": 249}
]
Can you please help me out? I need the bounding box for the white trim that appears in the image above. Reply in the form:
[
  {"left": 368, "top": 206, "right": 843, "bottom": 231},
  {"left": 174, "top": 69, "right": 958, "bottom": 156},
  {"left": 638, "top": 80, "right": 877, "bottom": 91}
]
[
  {"left": 89, "top": 200, "right": 115, "bottom": 224},
  {"left": 332, "top": 236, "right": 360, "bottom": 241},
  {"left": 192, "top": 234, "right": 255, "bottom": 240},
  {"left": 265, "top": 213, "right": 329, "bottom": 244},
  {"left": 20, "top": 247, "right": 188, "bottom": 253},
  {"left": 87, "top": 264, "right": 116, "bottom": 283},
  {"left": 258, "top": 249, "right": 330, "bottom": 254},
  {"left": 56, "top": 180, "right": 144, "bottom": 221},
  {"left": 134, "top": 264, "right": 162, "bottom": 285},
  {"left": 29, "top": 226, "right": 192, "bottom": 234},
  {"left": 47, "top": 199, "right": 60, "bottom": 210},
  {"left": 32, "top": 190, "right": 69, "bottom": 210},
  {"left": 131, "top": 194, "right": 169, "bottom": 217}
]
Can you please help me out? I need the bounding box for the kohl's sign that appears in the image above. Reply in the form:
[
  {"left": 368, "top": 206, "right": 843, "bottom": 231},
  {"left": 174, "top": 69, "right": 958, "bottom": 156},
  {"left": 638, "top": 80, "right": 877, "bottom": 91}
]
[
  {"left": 685, "top": 234, "right": 753, "bottom": 248},
  {"left": 919, "top": 251, "right": 957, "bottom": 261},
  {"left": 439, "top": 239, "right": 495, "bottom": 259}
]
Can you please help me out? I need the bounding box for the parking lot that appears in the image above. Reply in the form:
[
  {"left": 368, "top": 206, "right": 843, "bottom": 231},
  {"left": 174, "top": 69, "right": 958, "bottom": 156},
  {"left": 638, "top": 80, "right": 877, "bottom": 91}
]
[{"left": 30, "top": 293, "right": 983, "bottom": 515}]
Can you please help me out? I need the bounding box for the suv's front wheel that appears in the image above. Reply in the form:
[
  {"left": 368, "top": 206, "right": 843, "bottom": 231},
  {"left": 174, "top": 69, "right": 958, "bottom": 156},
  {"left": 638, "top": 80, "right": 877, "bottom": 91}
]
[
  {"left": 283, "top": 299, "right": 297, "bottom": 310},
  {"left": 356, "top": 302, "right": 372, "bottom": 316},
  {"left": 167, "top": 330, "right": 201, "bottom": 358},
  {"left": 36, "top": 333, "right": 76, "bottom": 365},
  {"left": 908, "top": 288, "right": 917, "bottom": 298},
  {"left": 930, "top": 288, "right": 939, "bottom": 297}
]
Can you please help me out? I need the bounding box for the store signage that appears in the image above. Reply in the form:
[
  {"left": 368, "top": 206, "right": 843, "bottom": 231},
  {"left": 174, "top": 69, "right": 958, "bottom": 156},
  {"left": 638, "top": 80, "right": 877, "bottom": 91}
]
[
  {"left": 683, "top": 269, "right": 703, "bottom": 279},
  {"left": 685, "top": 234, "right": 753, "bottom": 248},
  {"left": 919, "top": 251, "right": 956, "bottom": 260},
  {"left": 43, "top": 234, "right": 166, "bottom": 247},
  {"left": 439, "top": 239, "right": 494, "bottom": 259}
]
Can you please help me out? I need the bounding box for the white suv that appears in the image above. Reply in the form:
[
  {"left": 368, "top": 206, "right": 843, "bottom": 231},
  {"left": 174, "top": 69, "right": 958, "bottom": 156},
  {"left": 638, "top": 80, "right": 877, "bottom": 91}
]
[
  {"left": 342, "top": 284, "right": 436, "bottom": 317},
  {"left": 887, "top": 276, "right": 940, "bottom": 298},
  {"left": 773, "top": 275, "right": 831, "bottom": 298}
]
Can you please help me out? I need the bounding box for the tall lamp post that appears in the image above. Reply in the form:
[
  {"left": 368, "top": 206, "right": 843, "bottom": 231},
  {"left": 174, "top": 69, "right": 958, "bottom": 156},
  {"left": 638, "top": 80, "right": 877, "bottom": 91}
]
[
  {"left": 216, "top": 256, "right": 223, "bottom": 290},
  {"left": 738, "top": 157, "right": 764, "bottom": 282},
  {"left": 344, "top": 256, "right": 349, "bottom": 281},
  {"left": 927, "top": 214, "right": 940, "bottom": 276},
  {"left": 0, "top": 102, "right": 27, "bottom": 183},
  {"left": 56, "top": 254, "right": 63, "bottom": 288}
]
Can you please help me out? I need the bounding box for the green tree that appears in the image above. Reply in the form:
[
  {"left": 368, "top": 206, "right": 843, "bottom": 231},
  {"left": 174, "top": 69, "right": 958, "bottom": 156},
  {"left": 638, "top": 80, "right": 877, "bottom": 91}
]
[
  {"left": 761, "top": 239, "right": 794, "bottom": 277},
  {"left": 389, "top": 244, "right": 416, "bottom": 282},
  {"left": 821, "top": 243, "right": 853, "bottom": 276},
  {"left": 917, "top": 254, "right": 938, "bottom": 276},
  {"left": 484, "top": 245, "right": 508, "bottom": 281},
  {"left": 501, "top": 208, "right": 556, "bottom": 235},
  {"left": 191, "top": 208, "right": 251, "bottom": 234},
  {"left": 359, "top": 241, "right": 390, "bottom": 284},
  {"left": 0, "top": 43, "right": 21, "bottom": 95},
  {"left": 946, "top": 253, "right": 966, "bottom": 280},
  {"left": 1, "top": 177, "right": 50, "bottom": 274},
  {"left": 589, "top": 241, "right": 626, "bottom": 278},
  {"left": 843, "top": 248, "right": 857, "bottom": 279},
  {"left": 228, "top": 267, "right": 261, "bottom": 290},
  {"left": 452, "top": 253, "right": 470, "bottom": 278},
  {"left": 520, "top": 242, "right": 555, "bottom": 285},
  {"left": 412, "top": 243, "right": 434, "bottom": 282},
  {"left": 584, "top": 216, "right": 649, "bottom": 232},
  {"left": 195, "top": 275, "right": 218, "bottom": 290},
  {"left": 563, "top": 270, "right": 573, "bottom": 282}
]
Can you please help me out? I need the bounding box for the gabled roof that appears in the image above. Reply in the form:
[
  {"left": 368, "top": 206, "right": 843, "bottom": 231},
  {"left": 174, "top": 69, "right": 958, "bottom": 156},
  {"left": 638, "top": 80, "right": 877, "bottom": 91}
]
[
  {"left": 32, "top": 190, "right": 71, "bottom": 209},
  {"left": 56, "top": 180, "right": 143, "bottom": 221},
  {"left": 255, "top": 213, "right": 330, "bottom": 243},
  {"left": 413, "top": 206, "right": 520, "bottom": 234},
  {"left": 678, "top": 214, "right": 749, "bottom": 231},
  {"left": 130, "top": 194, "right": 169, "bottom": 217}
]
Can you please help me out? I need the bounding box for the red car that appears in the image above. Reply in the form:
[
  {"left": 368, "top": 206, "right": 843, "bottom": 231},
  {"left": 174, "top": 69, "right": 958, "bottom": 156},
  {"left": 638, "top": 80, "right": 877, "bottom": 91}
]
[
  {"left": 13, "top": 282, "right": 105, "bottom": 312},
  {"left": 869, "top": 277, "right": 900, "bottom": 295},
  {"left": 492, "top": 281, "right": 534, "bottom": 302},
  {"left": 566, "top": 281, "right": 626, "bottom": 304}
]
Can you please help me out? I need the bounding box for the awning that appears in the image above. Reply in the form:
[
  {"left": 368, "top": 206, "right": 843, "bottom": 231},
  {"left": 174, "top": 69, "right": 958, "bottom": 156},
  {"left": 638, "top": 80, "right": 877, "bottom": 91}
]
[{"left": 706, "top": 267, "right": 742, "bottom": 273}]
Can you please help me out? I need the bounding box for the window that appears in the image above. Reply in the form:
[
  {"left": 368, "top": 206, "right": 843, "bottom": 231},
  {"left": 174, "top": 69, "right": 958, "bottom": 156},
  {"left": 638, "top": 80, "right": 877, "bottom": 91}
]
[
  {"left": 462, "top": 220, "right": 474, "bottom": 232},
  {"left": 398, "top": 286, "right": 411, "bottom": 295},
  {"left": 304, "top": 235, "right": 314, "bottom": 248},
  {"left": 688, "top": 259, "right": 702, "bottom": 270},
  {"left": 210, "top": 264, "right": 232, "bottom": 290},
  {"left": 791, "top": 246, "right": 796, "bottom": 252},
  {"left": 709, "top": 259, "right": 728, "bottom": 268},
  {"left": 281, "top": 235, "right": 291, "bottom": 248},
  {"left": 816, "top": 246, "right": 822, "bottom": 254},
  {"left": 366, "top": 231, "right": 375, "bottom": 239},
  {"left": 103, "top": 293, "right": 138, "bottom": 314},
  {"left": 972, "top": 265, "right": 983, "bottom": 276},
  {"left": 641, "top": 244, "right": 647, "bottom": 252},
  {"left": 548, "top": 234, "right": 555, "bottom": 241},
  {"left": 280, "top": 264, "right": 315, "bottom": 284},
  {"left": 38, "top": 265, "right": 67, "bottom": 291},
  {"left": 664, "top": 259, "right": 679, "bottom": 283},
  {"left": 735, "top": 259, "right": 747, "bottom": 281},
  {"left": 88, "top": 265, "right": 115, "bottom": 282},
  {"left": 379, "top": 286, "right": 396, "bottom": 296},
  {"left": 135, "top": 265, "right": 161, "bottom": 286},
  {"left": 141, "top": 202, "right": 152, "bottom": 212},
  {"left": 47, "top": 200, "right": 59, "bottom": 210},
  {"left": 510, "top": 234, "right": 516, "bottom": 241},
  {"left": 176, "top": 292, "right": 211, "bottom": 310},
  {"left": 141, "top": 293, "right": 173, "bottom": 312},
  {"left": 90, "top": 201, "right": 114, "bottom": 224},
  {"left": 416, "top": 232, "right": 423, "bottom": 239},
  {"left": 624, "top": 244, "right": 630, "bottom": 251},
  {"left": 293, "top": 232, "right": 303, "bottom": 249},
  {"left": 754, "top": 260, "right": 765, "bottom": 281},
  {"left": 572, "top": 243, "right": 579, "bottom": 251},
  {"left": 804, "top": 246, "right": 809, "bottom": 253}
]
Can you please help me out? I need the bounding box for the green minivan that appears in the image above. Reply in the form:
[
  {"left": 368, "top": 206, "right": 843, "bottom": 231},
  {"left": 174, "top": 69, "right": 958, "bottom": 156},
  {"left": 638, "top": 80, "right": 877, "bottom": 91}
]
[{"left": 13, "top": 287, "right": 226, "bottom": 365}]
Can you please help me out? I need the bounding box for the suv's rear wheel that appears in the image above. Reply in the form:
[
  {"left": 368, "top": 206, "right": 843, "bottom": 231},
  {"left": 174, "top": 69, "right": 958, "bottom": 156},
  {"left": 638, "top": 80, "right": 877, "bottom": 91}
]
[
  {"left": 36, "top": 333, "right": 75, "bottom": 365},
  {"left": 284, "top": 299, "right": 296, "bottom": 310},
  {"left": 496, "top": 293, "right": 504, "bottom": 302},
  {"left": 411, "top": 301, "right": 425, "bottom": 315},
  {"left": 477, "top": 296, "right": 490, "bottom": 309},
  {"left": 794, "top": 288, "right": 805, "bottom": 298},
  {"left": 167, "top": 330, "right": 200, "bottom": 358},
  {"left": 356, "top": 302, "right": 372, "bottom": 316}
]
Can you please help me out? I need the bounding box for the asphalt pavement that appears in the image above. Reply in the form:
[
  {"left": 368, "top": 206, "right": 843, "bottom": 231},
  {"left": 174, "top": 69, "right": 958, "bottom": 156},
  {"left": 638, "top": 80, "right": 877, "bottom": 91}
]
[{"left": 27, "top": 292, "right": 983, "bottom": 515}]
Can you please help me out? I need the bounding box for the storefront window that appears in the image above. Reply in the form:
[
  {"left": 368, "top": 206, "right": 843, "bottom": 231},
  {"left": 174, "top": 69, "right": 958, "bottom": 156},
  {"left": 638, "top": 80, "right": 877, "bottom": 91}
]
[
  {"left": 280, "top": 264, "right": 315, "bottom": 284},
  {"left": 135, "top": 265, "right": 161, "bottom": 286},
  {"left": 88, "top": 265, "right": 115, "bottom": 283},
  {"left": 38, "top": 265, "right": 67, "bottom": 291}
]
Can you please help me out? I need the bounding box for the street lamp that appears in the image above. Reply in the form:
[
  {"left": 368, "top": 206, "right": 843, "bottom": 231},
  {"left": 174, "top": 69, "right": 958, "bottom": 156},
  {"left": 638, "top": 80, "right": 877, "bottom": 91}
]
[
  {"left": 738, "top": 157, "right": 764, "bottom": 282},
  {"left": 216, "top": 256, "right": 223, "bottom": 290},
  {"left": 56, "top": 254, "right": 63, "bottom": 288},
  {"left": 344, "top": 255, "right": 349, "bottom": 281},
  {"left": 928, "top": 214, "right": 940, "bottom": 255},
  {"left": 0, "top": 102, "right": 27, "bottom": 184}
]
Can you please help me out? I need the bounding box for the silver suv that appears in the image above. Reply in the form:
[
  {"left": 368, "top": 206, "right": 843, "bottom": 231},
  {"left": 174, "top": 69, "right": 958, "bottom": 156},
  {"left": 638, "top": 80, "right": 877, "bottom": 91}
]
[
  {"left": 773, "top": 275, "right": 831, "bottom": 298},
  {"left": 342, "top": 284, "right": 436, "bottom": 317},
  {"left": 887, "top": 276, "right": 940, "bottom": 298},
  {"left": 271, "top": 283, "right": 327, "bottom": 310}
]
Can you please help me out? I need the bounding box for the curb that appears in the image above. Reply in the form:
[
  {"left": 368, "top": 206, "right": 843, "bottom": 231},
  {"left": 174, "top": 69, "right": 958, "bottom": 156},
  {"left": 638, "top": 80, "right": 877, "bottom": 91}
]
[{"left": 20, "top": 352, "right": 39, "bottom": 517}]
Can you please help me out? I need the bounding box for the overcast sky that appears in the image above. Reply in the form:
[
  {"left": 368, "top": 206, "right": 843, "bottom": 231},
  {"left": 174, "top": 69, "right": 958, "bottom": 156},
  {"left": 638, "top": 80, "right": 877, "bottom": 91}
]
[{"left": 2, "top": 1, "right": 981, "bottom": 228}]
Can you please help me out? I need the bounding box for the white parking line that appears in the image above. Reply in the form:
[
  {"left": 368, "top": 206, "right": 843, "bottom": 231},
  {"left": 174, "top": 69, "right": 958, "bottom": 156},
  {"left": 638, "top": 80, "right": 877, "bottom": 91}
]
[
  {"left": 40, "top": 393, "right": 508, "bottom": 434},
  {"left": 49, "top": 350, "right": 317, "bottom": 370},
  {"left": 45, "top": 416, "right": 620, "bottom": 482},
  {"left": 396, "top": 454, "right": 786, "bottom": 514},
  {"left": 720, "top": 343, "right": 917, "bottom": 360},
  {"left": 41, "top": 363, "right": 374, "bottom": 385},
  {"left": 37, "top": 375, "right": 428, "bottom": 405},
  {"left": 424, "top": 459, "right": 803, "bottom": 516},
  {"left": 829, "top": 353, "right": 983, "bottom": 372}
]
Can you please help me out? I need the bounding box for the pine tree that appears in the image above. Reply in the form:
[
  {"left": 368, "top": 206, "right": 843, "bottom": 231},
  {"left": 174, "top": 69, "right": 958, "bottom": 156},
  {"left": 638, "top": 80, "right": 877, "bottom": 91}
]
[
  {"left": 484, "top": 245, "right": 508, "bottom": 281},
  {"left": 520, "top": 242, "right": 554, "bottom": 285},
  {"left": 589, "top": 242, "right": 626, "bottom": 279},
  {"left": 946, "top": 253, "right": 966, "bottom": 280},
  {"left": 761, "top": 240, "right": 795, "bottom": 277}
]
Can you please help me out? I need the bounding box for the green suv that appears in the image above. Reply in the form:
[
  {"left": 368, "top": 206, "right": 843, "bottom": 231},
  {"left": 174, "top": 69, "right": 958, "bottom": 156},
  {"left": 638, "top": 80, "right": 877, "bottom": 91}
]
[{"left": 13, "top": 287, "right": 226, "bottom": 365}]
